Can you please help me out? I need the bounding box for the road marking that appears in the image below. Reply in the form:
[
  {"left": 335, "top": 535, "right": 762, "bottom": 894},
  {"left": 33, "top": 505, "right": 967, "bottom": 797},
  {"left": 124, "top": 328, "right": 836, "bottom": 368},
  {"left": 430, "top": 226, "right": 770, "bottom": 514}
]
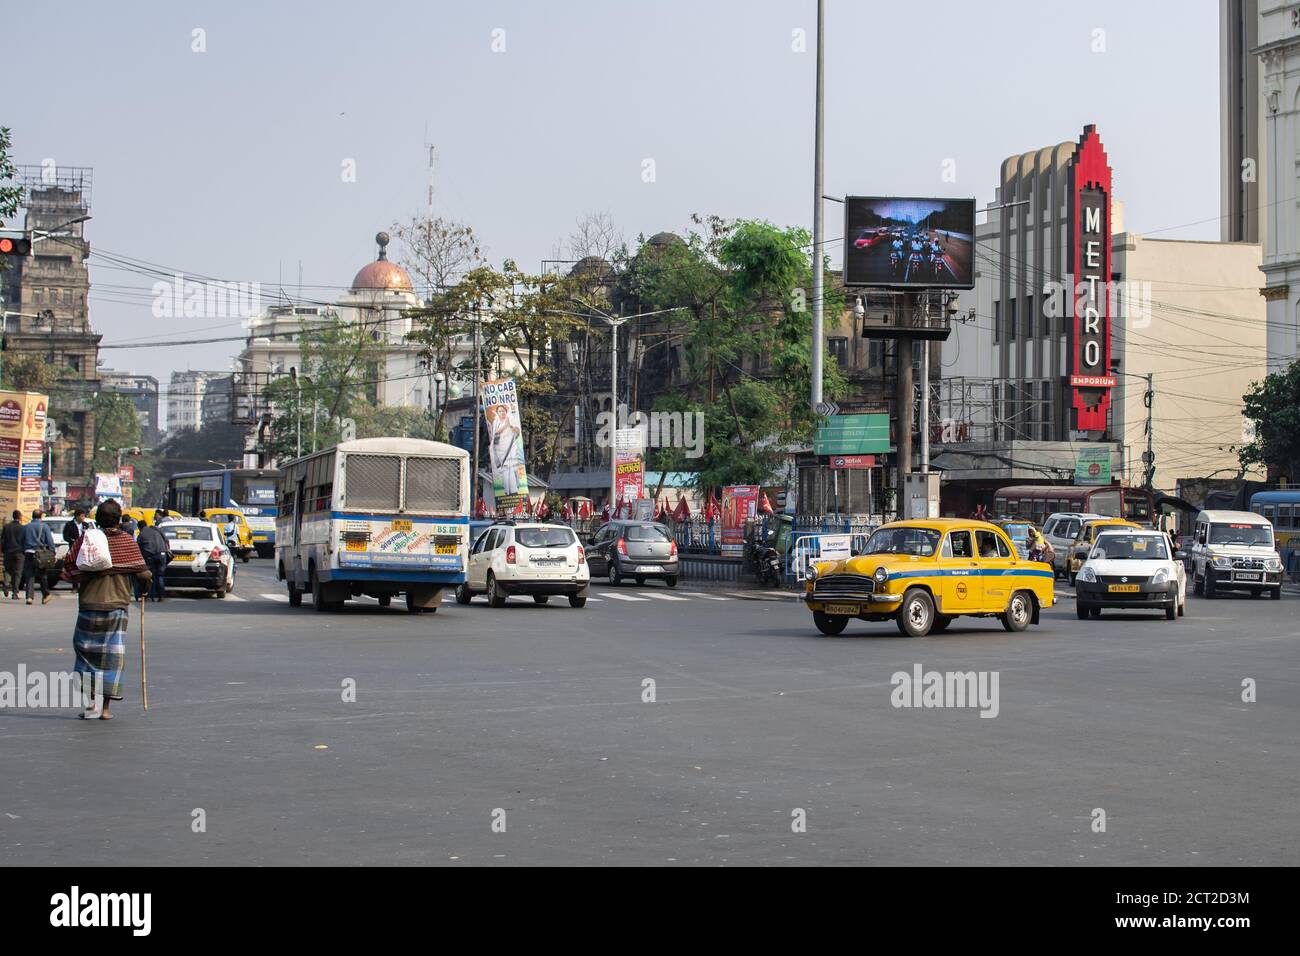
[
  {"left": 225, "top": 593, "right": 247, "bottom": 602},
  {"left": 678, "top": 591, "right": 731, "bottom": 601},
  {"left": 601, "top": 592, "right": 650, "bottom": 602},
  {"left": 260, "top": 592, "right": 289, "bottom": 603},
  {"left": 640, "top": 591, "right": 690, "bottom": 602},
  {"left": 760, "top": 590, "right": 798, "bottom": 598}
]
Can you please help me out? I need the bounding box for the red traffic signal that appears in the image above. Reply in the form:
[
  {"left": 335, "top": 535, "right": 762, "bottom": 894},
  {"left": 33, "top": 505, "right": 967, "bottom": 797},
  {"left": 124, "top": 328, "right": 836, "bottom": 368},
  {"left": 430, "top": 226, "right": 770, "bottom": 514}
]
[{"left": 0, "top": 236, "right": 32, "bottom": 257}]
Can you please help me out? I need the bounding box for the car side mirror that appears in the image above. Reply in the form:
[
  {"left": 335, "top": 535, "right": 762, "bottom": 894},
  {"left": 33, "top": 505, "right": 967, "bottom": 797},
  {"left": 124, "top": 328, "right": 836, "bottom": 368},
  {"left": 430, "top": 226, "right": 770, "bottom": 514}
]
[{"left": 1174, "top": 550, "right": 1187, "bottom": 561}]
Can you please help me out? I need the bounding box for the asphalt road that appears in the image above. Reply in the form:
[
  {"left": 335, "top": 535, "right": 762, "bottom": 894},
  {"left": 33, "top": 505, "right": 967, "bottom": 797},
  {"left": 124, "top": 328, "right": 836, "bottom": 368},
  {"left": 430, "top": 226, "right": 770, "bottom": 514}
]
[{"left": 2, "top": 561, "right": 1297, "bottom": 866}]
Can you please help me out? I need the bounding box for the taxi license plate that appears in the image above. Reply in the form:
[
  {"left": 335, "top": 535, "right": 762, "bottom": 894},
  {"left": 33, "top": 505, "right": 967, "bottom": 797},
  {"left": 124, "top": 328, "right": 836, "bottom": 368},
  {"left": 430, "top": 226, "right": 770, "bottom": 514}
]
[
  {"left": 392, "top": 520, "right": 412, "bottom": 532},
  {"left": 824, "top": 603, "right": 860, "bottom": 615},
  {"left": 434, "top": 544, "right": 457, "bottom": 555},
  {"left": 345, "top": 541, "right": 367, "bottom": 552},
  {"left": 171, "top": 554, "right": 193, "bottom": 562},
  {"left": 1107, "top": 584, "right": 1139, "bottom": 592}
]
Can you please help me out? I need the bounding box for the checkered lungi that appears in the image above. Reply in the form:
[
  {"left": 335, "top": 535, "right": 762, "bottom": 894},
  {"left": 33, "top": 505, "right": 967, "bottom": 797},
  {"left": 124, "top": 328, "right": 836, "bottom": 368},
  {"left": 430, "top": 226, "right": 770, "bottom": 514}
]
[{"left": 72, "top": 609, "right": 128, "bottom": 701}]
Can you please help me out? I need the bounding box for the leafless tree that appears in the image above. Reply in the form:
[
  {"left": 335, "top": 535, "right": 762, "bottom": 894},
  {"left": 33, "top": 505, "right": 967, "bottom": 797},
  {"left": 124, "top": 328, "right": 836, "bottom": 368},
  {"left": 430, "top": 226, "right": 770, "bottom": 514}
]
[
  {"left": 564, "top": 210, "right": 625, "bottom": 264},
  {"left": 392, "top": 214, "right": 485, "bottom": 299}
]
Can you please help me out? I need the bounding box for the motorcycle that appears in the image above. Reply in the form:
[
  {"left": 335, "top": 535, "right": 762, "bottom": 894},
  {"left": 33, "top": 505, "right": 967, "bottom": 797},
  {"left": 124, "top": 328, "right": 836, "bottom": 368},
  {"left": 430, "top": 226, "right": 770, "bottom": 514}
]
[{"left": 745, "top": 533, "right": 784, "bottom": 587}]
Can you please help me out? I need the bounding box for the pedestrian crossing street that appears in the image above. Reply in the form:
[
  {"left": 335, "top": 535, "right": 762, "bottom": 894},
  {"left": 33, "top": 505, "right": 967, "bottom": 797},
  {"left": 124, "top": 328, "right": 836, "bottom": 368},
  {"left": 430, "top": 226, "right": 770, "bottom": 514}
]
[{"left": 253, "top": 587, "right": 804, "bottom": 606}]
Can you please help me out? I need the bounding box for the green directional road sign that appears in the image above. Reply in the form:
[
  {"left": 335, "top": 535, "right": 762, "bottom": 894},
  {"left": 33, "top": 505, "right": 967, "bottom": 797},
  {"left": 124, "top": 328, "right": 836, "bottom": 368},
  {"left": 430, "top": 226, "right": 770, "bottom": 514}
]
[{"left": 813, "top": 413, "right": 890, "bottom": 456}]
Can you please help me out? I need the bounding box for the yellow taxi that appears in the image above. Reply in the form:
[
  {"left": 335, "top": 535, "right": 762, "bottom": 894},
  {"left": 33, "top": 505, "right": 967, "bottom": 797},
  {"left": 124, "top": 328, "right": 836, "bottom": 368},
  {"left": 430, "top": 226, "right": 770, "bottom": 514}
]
[
  {"left": 1066, "top": 517, "right": 1142, "bottom": 585},
  {"left": 200, "top": 508, "right": 254, "bottom": 562},
  {"left": 124, "top": 507, "right": 183, "bottom": 528},
  {"left": 804, "top": 518, "right": 1055, "bottom": 637}
]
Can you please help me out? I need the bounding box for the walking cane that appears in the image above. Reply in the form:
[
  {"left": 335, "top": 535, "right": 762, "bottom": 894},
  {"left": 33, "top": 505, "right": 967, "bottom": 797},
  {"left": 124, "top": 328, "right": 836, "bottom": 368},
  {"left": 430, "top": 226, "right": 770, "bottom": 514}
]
[{"left": 139, "top": 591, "right": 149, "bottom": 711}]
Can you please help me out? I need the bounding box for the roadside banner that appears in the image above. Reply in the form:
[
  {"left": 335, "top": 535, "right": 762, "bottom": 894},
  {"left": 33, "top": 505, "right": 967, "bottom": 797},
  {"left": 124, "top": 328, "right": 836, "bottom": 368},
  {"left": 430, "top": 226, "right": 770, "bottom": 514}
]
[
  {"left": 720, "top": 485, "right": 760, "bottom": 555},
  {"left": 0, "top": 391, "right": 48, "bottom": 519},
  {"left": 481, "top": 377, "right": 529, "bottom": 511},
  {"left": 94, "top": 473, "right": 124, "bottom": 501}
]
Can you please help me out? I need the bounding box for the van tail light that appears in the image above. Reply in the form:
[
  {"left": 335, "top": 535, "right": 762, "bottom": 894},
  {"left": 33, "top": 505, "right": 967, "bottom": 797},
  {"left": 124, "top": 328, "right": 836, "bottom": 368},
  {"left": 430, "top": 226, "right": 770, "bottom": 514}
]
[
  {"left": 617, "top": 539, "right": 627, "bottom": 556},
  {"left": 669, "top": 540, "right": 678, "bottom": 557},
  {"left": 577, "top": 545, "right": 585, "bottom": 563},
  {"left": 505, "top": 545, "right": 516, "bottom": 564}
]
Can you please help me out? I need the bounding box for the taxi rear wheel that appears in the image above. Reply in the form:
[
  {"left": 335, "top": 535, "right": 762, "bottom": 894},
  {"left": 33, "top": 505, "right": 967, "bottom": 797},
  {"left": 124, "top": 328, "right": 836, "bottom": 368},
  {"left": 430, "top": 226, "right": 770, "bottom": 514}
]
[
  {"left": 813, "top": 611, "right": 849, "bottom": 636},
  {"left": 1001, "top": 591, "right": 1032, "bottom": 632},
  {"left": 895, "top": 588, "right": 934, "bottom": 637}
]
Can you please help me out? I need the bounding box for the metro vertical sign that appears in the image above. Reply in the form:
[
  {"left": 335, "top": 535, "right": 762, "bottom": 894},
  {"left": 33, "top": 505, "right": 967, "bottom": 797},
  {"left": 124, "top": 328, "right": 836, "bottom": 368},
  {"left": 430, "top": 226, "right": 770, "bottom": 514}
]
[{"left": 1067, "top": 125, "right": 1115, "bottom": 432}]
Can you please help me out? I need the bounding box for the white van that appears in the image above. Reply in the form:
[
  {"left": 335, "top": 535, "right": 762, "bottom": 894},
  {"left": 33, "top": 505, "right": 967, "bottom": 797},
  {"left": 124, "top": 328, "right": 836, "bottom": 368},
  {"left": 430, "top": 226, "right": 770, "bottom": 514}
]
[
  {"left": 1041, "top": 512, "right": 1105, "bottom": 578},
  {"left": 1188, "top": 510, "right": 1283, "bottom": 600}
]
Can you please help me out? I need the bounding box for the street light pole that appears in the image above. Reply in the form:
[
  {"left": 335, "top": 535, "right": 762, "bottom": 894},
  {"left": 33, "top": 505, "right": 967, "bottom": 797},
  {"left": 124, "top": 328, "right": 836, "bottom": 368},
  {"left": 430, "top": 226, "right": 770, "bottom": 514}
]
[
  {"left": 604, "top": 314, "right": 630, "bottom": 508},
  {"left": 810, "top": 0, "right": 825, "bottom": 412},
  {"left": 289, "top": 367, "right": 301, "bottom": 458}
]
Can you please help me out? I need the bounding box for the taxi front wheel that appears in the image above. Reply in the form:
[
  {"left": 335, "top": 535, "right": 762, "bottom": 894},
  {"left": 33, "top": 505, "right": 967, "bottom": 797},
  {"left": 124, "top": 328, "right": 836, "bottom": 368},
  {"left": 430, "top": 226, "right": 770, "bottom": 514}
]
[{"left": 895, "top": 588, "right": 934, "bottom": 637}]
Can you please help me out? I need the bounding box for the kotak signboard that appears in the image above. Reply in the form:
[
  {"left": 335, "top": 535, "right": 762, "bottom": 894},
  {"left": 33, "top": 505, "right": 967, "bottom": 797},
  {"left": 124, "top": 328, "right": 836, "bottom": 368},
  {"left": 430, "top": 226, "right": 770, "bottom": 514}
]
[{"left": 1068, "top": 125, "right": 1115, "bottom": 432}]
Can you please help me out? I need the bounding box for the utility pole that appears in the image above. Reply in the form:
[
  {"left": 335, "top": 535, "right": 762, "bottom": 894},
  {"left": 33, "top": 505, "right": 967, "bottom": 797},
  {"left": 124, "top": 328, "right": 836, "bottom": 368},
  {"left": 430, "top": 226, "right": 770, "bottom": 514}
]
[
  {"left": 471, "top": 302, "right": 482, "bottom": 512},
  {"left": 606, "top": 312, "right": 629, "bottom": 508},
  {"left": 919, "top": 297, "right": 931, "bottom": 474},
  {"left": 1143, "top": 371, "right": 1154, "bottom": 489},
  {"left": 809, "top": 0, "right": 825, "bottom": 412}
]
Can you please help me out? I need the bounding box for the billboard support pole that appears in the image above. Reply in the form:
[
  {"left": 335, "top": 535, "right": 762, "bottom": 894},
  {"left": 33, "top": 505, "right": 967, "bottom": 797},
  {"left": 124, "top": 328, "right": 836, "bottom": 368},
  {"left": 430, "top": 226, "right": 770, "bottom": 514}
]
[
  {"left": 895, "top": 300, "right": 913, "bottom": 498},
  {"left": 809, "top": 0, "right": 825, "bottom": 412}
]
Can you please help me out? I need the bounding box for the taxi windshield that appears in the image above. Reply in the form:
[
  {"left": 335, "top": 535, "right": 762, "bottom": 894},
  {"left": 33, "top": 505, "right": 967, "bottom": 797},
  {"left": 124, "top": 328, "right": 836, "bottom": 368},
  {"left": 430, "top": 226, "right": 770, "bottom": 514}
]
[
  {"left": 1002, "top": 523, "right": 1031, "bottom": 540},
  {"left": 863, "top": 526, "right": 941, "bottom": 557},
  {"left": 1092, "top": 534, "right": 1168, "bottom": 561},
  {"left": 1208, "top": 524, "right": 1272, "bottom": 547}
]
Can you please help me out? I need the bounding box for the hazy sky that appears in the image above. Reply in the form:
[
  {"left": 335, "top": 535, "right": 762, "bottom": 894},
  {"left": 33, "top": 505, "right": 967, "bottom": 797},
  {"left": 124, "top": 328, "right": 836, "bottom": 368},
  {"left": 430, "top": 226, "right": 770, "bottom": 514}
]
[{"left": 4, "top": 0, "right": 1222, "bottom": 412}]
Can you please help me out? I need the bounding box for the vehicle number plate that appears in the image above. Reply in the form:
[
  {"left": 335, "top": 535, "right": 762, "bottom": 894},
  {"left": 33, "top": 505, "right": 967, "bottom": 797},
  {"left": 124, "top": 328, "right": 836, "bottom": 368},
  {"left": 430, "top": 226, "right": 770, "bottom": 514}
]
[
  {"left": 434, "top": 544, "right": 457, "bottom": 555},
  {"left": 637, "top": 565, "right": 659, "bottom": 573},
  {"left": 824, "top": 603, "right": 859, "bottom": 615},
  {"left": 391, "top": 520, "right": 412, "bottom": 532},
  {"left": 1235, "top": 572, "right": 1261, "bottom": 581},
  {"left": 1107, "top": 584, "right": 1139, "bottom": 592},
  {"left": 171, "top": 554, "right": 193, "bottom": 562},
  {"left": 345, "top": 541, "right": 367, "bottom": 552}
]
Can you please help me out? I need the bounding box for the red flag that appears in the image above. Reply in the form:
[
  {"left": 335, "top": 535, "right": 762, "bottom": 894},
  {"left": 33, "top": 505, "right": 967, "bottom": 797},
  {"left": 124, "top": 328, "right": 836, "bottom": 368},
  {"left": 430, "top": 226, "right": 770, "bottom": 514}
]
[
  {"left": 562, "top": 499, "right": 574, "bottom": 521},
  {"left": 537, "top": 499, "right": 550, "bottom": 520},
  {"left": 704, "top": 491, "right": 720, "bottom": 522},
  {"left": 578, "top": 499, "right": 592, "bottom": 520},
  {"left": 474, "top": 497, "right": 488, "bottom": 519},
  {"left": 673, "top": 496, "right": 690, "bottom": 522},
  {"left": 612, "top": 498, "right": 622, "bottom": 519},
  {"left": 600, "top": 502, "right": 611, "bottom": 522},
  {"left": 759, "top": 491, "right": 774, "bottom": 516},
  {"left": 654, "top": 497, "right": 667, "bottom": 521}
]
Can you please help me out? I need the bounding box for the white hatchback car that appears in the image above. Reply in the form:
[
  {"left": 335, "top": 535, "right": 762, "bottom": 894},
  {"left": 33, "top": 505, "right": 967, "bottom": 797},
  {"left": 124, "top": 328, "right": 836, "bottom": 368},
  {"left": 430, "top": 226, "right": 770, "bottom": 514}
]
[
  {"left": 158, "top": 518, "right": 237, "bottom": 598},
  {"left": 1075, "top": 527, "right": 1186, "bottom": 621},
  {"left": 457, "top": 522, "right": 590, "bottom": 608}
]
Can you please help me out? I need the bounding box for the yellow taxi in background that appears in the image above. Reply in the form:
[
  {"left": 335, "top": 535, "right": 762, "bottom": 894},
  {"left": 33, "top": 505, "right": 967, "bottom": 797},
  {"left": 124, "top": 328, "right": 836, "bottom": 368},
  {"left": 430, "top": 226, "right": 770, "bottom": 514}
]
[
  {"left": 124, "top": 507, "right": 182, "bottom": 528},
  {"left": 1067, "top": 517, "right": 1142, "bottom": 585},
  {"left": 804, "top": 518, "right": 1055, "bottom": 637},
  {"left": 200, "top": 508, "right": 254, "bottom": 562}
]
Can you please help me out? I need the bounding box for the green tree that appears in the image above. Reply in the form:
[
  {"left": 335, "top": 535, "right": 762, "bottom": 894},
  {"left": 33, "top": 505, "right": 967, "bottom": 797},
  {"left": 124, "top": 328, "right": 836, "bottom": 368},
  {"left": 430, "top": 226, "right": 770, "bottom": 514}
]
[
  {"left": 629, "top": 216, "right": 846, "bottom": 494},
  {"left": 0, "top": 352, "right": 56, "bottom": 393},
  {"left": 0, "top": 127, "right": 21, "bottom": 229},
  {"left": 1238, "top": 360, "right": 1300, "bottom": 481}
]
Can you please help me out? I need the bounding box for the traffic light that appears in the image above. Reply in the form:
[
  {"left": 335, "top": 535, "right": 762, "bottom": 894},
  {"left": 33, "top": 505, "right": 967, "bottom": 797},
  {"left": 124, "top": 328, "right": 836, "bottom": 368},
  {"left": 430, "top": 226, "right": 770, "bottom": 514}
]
[{"left": 0, "top": 236, "right": 32, "bottom": 257}]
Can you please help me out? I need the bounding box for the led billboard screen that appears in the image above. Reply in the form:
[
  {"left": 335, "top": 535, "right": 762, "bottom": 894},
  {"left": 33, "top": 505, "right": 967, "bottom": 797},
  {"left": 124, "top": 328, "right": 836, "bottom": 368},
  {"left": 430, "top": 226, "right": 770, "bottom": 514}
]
[{"left": 843, "top": 196, "right": 976, "bottom": 289}]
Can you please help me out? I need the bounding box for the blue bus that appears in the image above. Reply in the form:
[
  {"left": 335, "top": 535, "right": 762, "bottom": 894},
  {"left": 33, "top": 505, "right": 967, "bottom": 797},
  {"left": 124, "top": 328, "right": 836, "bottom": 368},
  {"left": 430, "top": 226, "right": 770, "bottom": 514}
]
[
  {"left": 1249, "top": 488, "right": 1300, "bottom": 578},
  {"left": 166, "top": 468, "right": 282, "bottom": 558}
]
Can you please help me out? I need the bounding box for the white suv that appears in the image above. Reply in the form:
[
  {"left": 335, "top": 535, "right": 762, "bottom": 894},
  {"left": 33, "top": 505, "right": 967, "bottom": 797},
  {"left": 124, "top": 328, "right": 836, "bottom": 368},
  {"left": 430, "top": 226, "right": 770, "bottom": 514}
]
[{"left": 456, "top": 522, "right": 590, "bottom": 608}]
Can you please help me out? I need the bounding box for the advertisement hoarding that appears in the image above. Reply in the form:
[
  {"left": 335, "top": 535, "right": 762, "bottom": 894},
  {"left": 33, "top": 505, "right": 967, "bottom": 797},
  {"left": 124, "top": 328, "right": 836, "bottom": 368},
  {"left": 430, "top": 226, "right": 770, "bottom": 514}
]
[
  {"left": 843, "top": 196, "right": 976, "bottom": 289},
  {"left": 1068, "top": 126, "right": 1114, "bottom": 432},
  {"left": 720, "top": 485, "right": 760, "bottom": 556},
  {"left": 1074, "top": 447, "right": 1111, "bottom": 486},
  {"left": 0, "top": 391, "right": 48, "bottom": 519},
  {"left": 480, "top": 377, "right": 529, "bottom": 511}
]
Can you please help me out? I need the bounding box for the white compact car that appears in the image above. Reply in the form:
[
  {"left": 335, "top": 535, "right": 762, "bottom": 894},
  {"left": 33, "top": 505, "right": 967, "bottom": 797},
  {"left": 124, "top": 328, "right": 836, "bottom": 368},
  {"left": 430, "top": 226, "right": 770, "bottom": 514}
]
[
  {"left": 1074, "top": 527, "right": 1186, "bottom": 621},
  {"left": 158, "top": 518, "right": 237, "bottom": 597},
  {"left": 457, "top": 522, "right": 590, "bottom": 608}
]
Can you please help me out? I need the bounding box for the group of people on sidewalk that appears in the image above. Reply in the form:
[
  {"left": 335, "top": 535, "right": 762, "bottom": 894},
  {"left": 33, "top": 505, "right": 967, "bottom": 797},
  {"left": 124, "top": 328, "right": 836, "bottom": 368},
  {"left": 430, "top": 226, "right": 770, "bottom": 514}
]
[{"left": 2, "top": 508, "right": 62, "bottom": 604}]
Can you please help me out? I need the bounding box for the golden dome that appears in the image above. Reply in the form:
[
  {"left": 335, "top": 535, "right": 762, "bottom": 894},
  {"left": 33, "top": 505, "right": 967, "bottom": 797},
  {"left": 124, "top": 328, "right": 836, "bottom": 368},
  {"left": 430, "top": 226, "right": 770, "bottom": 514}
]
[{"left": 350, "top": 231, "right": 413, "bottom": 292}]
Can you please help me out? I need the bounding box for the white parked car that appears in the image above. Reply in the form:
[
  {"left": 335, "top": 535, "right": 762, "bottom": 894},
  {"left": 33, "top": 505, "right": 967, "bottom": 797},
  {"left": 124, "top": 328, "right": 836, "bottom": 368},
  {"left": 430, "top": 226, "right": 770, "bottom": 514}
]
[
  {"left": 457, "top": 522, "right": 590, "bottom": 608},
  {"left": 158, "top": 518, "right": 236, "bottom": 597},
  {"left": 1074, "top": 527, "right": 1186, "bottom": 621}
]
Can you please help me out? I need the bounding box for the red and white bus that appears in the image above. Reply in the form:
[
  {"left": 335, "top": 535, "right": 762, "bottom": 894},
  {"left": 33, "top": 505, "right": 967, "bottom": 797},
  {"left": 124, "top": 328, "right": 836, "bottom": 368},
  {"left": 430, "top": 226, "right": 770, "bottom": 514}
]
[{"left": 992, "top": 484, "right": 1156, "bottom": 528}]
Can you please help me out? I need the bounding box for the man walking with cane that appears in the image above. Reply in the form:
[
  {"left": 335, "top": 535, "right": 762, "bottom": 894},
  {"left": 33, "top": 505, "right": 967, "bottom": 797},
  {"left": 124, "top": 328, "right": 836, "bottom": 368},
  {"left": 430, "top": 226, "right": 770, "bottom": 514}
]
[{"left": 63, "top": 500, "right": 151, "bottom": 721}]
